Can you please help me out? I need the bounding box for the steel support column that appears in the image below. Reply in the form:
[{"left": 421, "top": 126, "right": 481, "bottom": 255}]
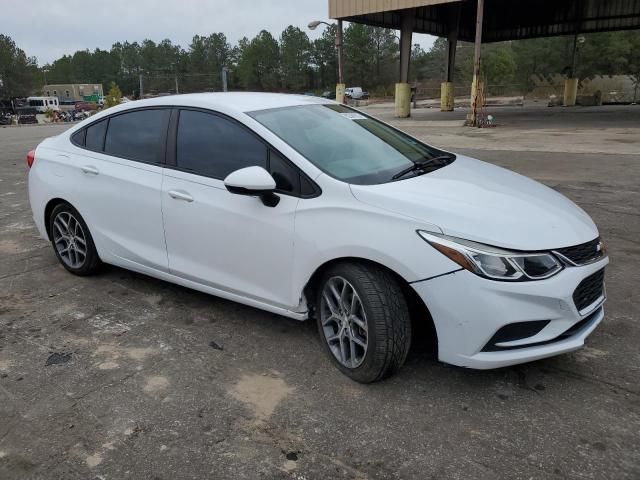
[
  {"left": 564, "top": 32, "right": 580, "bottom": 106},
  {"left": 396, "top": 9, "right": 415, "bottom": 117},
  {"left": 442, "top": 4, "right": 461, "bottom": 111}
]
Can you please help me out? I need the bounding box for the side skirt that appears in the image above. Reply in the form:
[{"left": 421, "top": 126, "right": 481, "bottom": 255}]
[{"left": 106, "top": 255, "right": 309, "bottom": 321}]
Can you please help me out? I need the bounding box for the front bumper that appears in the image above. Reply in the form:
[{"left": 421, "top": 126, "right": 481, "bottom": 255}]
[{"left": 411, "top": 256, "right": 609, "bottom": 369}]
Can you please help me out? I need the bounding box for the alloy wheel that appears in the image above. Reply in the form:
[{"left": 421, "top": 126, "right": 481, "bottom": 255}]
[
  {"left": 52, "top": 211, "right": 87, "bottom": 269},
  {"left": 320, "top": 276, "right": 369, "bottom": 368}
]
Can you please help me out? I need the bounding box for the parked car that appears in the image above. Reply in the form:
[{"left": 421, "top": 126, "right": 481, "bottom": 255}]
[
  {"left": 74, "top": 101, "right": 98, "bottom": 112},
  {"left": 321, "top": 90, "right": 336, "bottom": 100},
  {"left": 345, "top": 87, "right": 369, "bottom": 100},
  {"left": 27, "top": 93, "right": 608, "bottom": 382}
]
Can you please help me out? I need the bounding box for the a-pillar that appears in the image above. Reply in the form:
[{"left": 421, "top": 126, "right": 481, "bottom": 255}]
[
  {"left": 395, "top": 9, "right": 415, "bottom": 118},
  {"left": 441, "top": 4, "right": 461, "bottom": 111}
]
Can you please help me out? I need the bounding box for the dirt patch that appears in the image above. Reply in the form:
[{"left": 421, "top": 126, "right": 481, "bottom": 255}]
[
  {"left": 229, "top": 374, "right": 294, "bottom": 421},
  {"left": 93, "top": 344, "right": 157, "bottom": 362},
  {"left": 0, "top": 359, "right": 13, "bottom": 371},
  {"left": 85, "top": 453, "right": 103, "bottom": 468},
  {"left": 143, "top": 375, "right": 169, "bottom": 393},
  {"left": 97, "top": 361, "right": 119, "bottom": 370},
  {"left": 0, "top": 238, "right": 29, "bottom": 254},
  {"left": 574, "top": 347, "right": 608, "bottom": 362}
]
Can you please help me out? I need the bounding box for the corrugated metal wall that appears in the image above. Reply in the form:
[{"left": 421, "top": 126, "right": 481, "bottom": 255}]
[
  {"left": 329, "top": 0, "right": 460, "bottom": 18},
  {"left": 329, "top": 0, "right": 640, "bottom": 41}
]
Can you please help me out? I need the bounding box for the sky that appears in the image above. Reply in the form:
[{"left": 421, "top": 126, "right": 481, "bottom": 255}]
[{"left": 4, "top": 0, "right": 436, "bottom": 66}]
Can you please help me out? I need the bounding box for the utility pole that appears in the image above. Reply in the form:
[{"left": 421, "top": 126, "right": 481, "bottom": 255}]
[
  {"left": 468, "top": 0, "right": 485, "bottom": 126},
  {"left": 222, "top": 67, "right": 229, "bottom": 92},
  {"left": 139, "top": 73, "right": 144, "bottom": 99},
  {"left": 336, "top": 20, "right": 345, "bottom": 103},
  {"left": 172, "top": 63, "right": 179, "bottom": 94},
  {"left": 308, "top": 20, "right": 346, "bottom": 103}
]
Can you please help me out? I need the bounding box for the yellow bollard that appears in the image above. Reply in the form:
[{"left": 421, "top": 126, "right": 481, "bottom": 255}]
[
  {"left": 441, "top": 82, "right": 454, "bottom": 111},
  {"left": 395, "top": 83, "right": 411, "bottom": 118},
  {"left": 336, "top": 83, "right": 346, "bottom": 104},
  {"left": 563, "top": 78, "right": 578, "bottom": 106}
]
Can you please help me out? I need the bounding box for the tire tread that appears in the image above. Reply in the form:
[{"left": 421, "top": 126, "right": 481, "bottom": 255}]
[{"left": 317, "top": 261, "right": 411, "bottom": 383}]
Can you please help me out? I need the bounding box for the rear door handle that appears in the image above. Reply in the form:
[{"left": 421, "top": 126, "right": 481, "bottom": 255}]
[
  {"left": 168, "top": 190, "right": 194, "bottom": 202},
  {"left": 81, "top": 165, "right": 99, "bottom": 175}
]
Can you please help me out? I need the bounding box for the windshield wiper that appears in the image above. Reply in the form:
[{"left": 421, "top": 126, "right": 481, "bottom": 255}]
[{"left": 391, "top": 155, "right": 454, "bottom": 180}]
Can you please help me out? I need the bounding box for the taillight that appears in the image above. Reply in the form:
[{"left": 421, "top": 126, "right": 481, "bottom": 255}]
[{"left": 27, "top": 150, "right": 36, "bottom": 168}]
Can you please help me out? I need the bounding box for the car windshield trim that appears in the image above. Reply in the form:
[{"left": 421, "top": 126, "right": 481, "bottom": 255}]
[{"left": 248, "top": 104, "right": 455, "bottom": 185}]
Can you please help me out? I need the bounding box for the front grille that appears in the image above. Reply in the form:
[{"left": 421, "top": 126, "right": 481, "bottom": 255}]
[
  {"left": 555, "top": 238, "right": 603, "bottom": 265},
  {"left": 573, "top": 269, "right": 605, "bottom": 312}
]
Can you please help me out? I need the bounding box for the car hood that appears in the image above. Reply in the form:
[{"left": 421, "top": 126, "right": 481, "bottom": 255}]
[{"left": 349, "top": 155, "right": 598, "bottom": 251}]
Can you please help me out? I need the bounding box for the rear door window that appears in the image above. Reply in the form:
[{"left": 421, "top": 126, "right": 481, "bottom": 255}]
[{"left": 104, "top": 109, "right": 170, "bottom": 164}]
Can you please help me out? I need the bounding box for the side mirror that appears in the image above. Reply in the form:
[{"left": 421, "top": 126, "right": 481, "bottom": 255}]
[{"left": 224, "top": 166, "right": 280, "bottom": 207}]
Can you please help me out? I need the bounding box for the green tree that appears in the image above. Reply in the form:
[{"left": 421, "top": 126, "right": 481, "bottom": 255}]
[
  {"left": 311, "top": 24, "right": 338, "bottom": 89},
  {"left": 370, "top": 27, "right": 398, "bottom": 86},
  {"left": 0, "top": 34, "right": 38, "bottom": 98},
  {"left": 105, "top": 82, "right": 122, "bottom": 108},
  {"left": 187, "top": 33, "right": 232, "bottom": 91},
  {"left": 482, "top": 44, "right": 517, "bottom": 85},
  {"left": 236, "top": 31, "right": 280, "bottom": 90},
  {"left": 280, "top": 26, "right": 312, "bottom": 91},
  {"left": 343, "top": 24, "right": 374, "bottom": 87}
]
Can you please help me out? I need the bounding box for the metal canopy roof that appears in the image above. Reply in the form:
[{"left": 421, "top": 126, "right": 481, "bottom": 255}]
[{"left": 329, "top": 0, "right": 640, "bottom": 43}]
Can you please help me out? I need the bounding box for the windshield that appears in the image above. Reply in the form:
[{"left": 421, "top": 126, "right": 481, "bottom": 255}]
[{"left": 249, "top": 104, "right": 454, "bottom": 185}]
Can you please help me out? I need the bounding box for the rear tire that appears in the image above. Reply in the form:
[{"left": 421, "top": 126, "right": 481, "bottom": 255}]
[
  {"left": 316, "top": 262, "right": 411, "bottom": 383},
  {"left": 49, "top": 203, "right": 101, "bottom": 276}
]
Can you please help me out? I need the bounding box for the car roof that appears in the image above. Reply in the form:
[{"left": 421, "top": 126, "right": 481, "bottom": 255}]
[{"left": 106, "top": 92, "right": 334, "bottom": 115}]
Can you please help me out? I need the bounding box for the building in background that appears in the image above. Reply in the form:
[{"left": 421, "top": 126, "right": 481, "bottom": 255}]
[{"left": 43, "top": 84, "right": 104, "bottom": 105}]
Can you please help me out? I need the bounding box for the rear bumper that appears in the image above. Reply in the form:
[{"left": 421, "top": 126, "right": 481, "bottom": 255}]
[{"left": 411, "top": 257, "right": 608, "bottom": 369}]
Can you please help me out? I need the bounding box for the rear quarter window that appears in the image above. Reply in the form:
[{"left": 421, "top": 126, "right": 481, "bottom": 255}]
[{"left": 85, "top": 119, "right": 108, "bottom": 151}]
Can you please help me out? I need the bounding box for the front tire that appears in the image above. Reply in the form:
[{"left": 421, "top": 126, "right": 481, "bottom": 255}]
[
  {"left": 49, "top": 203, "right": 101, "bottom": 276},
  {"left": 316, "top": 262, "right": 411, "bottom": 383}
]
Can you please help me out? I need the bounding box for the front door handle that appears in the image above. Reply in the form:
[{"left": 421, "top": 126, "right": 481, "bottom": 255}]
[
  {"left": 81, "top": 165, "right": 99, "bottom": 175},
  {"left": 168, "top": 190, "right": 194, "bottom": 202}
]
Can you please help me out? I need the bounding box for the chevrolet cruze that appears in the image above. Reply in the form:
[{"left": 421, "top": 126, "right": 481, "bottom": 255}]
[{"left": 28, "top": 93, "right": 608, "bottom": 383}]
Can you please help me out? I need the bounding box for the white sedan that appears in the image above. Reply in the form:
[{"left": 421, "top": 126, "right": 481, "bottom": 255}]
[{"left": 27, "top": 93, "right": 608, "bottom": 382}]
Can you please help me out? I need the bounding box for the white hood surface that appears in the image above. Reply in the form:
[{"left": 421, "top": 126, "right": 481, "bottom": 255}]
[{"left": 350, "top": 155, "right": 598, "bottom": 251}]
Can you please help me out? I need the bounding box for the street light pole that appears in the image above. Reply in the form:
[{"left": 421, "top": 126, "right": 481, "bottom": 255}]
[
  {"left": 171, "top": 62, "right": 179, "bottom": 95},
  {"left": 309, "top": 19, "right": 346, "bottom": 103},
  {"left": 336, "top": 20, "right": 345, "bottom": 102},
  {"left": 222, "top": 67, "right": 229, "bottom": 92}
]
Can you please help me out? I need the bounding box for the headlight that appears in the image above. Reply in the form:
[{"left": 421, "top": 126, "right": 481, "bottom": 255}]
[{"left": 417, "top": 231, "right": 563, "bottom": 281}]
